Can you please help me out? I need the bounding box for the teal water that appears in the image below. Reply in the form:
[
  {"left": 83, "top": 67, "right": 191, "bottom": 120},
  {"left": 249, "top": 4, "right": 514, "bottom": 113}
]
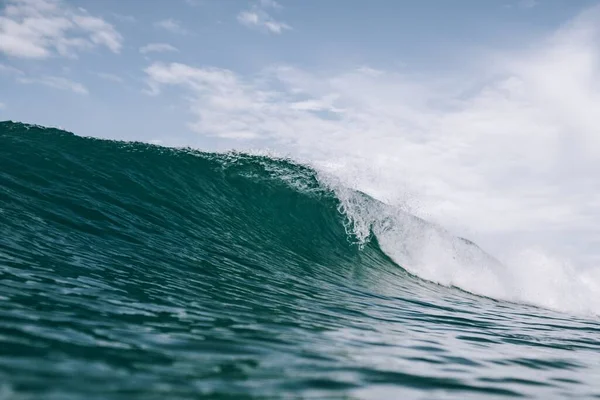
[{"left": 0, "top": 121, "right": 599, "bottom": 399}]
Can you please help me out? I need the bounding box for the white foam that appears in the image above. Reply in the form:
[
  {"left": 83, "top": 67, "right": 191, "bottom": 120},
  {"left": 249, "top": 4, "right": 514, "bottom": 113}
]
[{"left": 322, "top": 175, "right": 600, "bottom": 317}]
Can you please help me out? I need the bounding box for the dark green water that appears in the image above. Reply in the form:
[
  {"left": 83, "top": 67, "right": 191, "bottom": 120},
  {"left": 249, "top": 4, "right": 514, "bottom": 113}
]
[{"left": 0, "top": 121, "right": 599, "bottom": 399}]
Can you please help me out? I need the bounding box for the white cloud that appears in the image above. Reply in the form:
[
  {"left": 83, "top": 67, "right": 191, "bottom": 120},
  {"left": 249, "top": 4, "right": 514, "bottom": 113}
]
[
  {"left": 184, "top": 0, "right": 203, "bottom": 6},
  {"left": 72, "top": 15, "right": 121, "bottom": 53},
  {"left": 18, "top": 75, "right": 88, "bottom": 94},
  {"left": 144, "top": 6, "right": 600, "bottom": 270},
  {"left": 356, "top": 66, "right": 384, "bottom": 77},
  {"left": 155, "top": 18, "right": 188, "bottom": 35},
  {"left": 0, "top": 62, "right": 24, "bottom": 75},
  {"left": 140, "top": 42, "right": 178, "bottom": 54},
  {"left": 0, "top": 102, "right": 5, "bottom": 109},
  {"left": 237, "top": 1, "right": 291, "bottom": 34},
  {"left": 2, "top": 61, "right": 93, "bottom": 93},
  {"left": 0, "top": 0, "right": 123, "bottom": 59},
  {"left": 111, "top": 13, "right": 136, "bottom": 23},
  {"left": 518, "top": 0, "right": 539, "bottom": 9},
  {"left": 259, "top": 0, "right": 282, "bottom": 9},
  {"left": 96, "top": 72, "right": 123, "bottom": 83}
]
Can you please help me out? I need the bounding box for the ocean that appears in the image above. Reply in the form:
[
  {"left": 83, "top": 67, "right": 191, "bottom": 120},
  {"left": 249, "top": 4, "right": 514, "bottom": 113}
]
[{"left": 0, "top": 121, "right": 599, "bottom": 399}]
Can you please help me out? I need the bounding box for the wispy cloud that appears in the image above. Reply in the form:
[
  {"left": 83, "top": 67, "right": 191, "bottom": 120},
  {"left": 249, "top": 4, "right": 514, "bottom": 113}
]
[
  {"left": 19, "top": 75, "right": 88, "bottom": 94},
  {"left": 356, "top": 66, "right": 384, "bottom": 77},
  {"left": 518, "top": 0, "right": 539, "bottom": 9},
  {"left": 140, "top": 42, "right": 179, "bottom": 54},
  {"left": 155, "top": 18, "right": 189, "bottom": 35},
  {"left": 96, "top": 72, "right": 123, "bottom": 83},
  {"left": 237, "top": 0, "right": 291, "bottom": 34},
  {"left": 0, "top": 102, "right": 5, "bottom": 109},
  {"left": 2, "top": 61, "right": 92, "bottom": 94},
  {"left": 259, "top": 0, "right": 283, "bottom": 9},
  {"left": 0, "top": 0, "right": 123, "bottom": 59},
  {"left": 111, "top": 13, "right": 136, "bottom": 23},
  {"left": 144, "top": 6, "right": 600, "bottom": 268},
  {"left": 184, "top": 0, "right": 203, "bottom": 6},
  {"left": 0, "top": 62, "right": 24, "bottom": 75}
]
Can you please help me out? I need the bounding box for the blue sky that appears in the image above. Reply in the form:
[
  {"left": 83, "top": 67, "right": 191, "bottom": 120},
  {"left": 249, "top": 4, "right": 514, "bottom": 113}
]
[
  {"left": 3, "top": 0, "right": 600, "bottom": 286},
  {"left": 1, "top": 0, "right": 595, "bottom": 144}
]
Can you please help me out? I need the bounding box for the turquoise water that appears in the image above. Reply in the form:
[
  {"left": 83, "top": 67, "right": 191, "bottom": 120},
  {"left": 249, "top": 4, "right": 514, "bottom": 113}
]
[{"left": 0, "top": 121, "right": 599, "bottom": 399}]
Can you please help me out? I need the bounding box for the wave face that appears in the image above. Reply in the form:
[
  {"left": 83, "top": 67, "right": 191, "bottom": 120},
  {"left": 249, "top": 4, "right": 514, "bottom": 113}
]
[{"left": 1, "top": 121, "right": 599, "bottom": 399}]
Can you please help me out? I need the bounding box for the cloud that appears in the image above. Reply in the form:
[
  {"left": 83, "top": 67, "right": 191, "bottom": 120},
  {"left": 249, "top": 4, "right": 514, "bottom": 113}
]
[
  {"left": 259, "top": 0, "right": 283, "bottom": 9},
  {"left": 0, "top": 0, "right": 123, "bottom": 59},
  {"left": 356, "top": 66, "right": 384, "bottom": 77},
  {"left": 0, "top": 63, "right": 24, "bottom": 75},
  {"left": 2, "top": 61, "right": 92, "bottom": 93},
  {"left": 96, "top": 72, "right": 123, "bottom": 83},
  {"left": 111, "top": 13, "right": 136, "bottom": 23},
  {"left": 144, "top": 5, "right": 600, "bottom": 268},
  {"left": 518, "top": 0, "right": 539, "bottom": 9},
  {"left": 237, "top": 1, "right": 291, "bottom": 34},
  {"left": 18, "top": 75, "right": 88, "bottom": 94},
  {"left": 140, "top": 42, "right": 178, "bottom": 54},
  {"left": 0, "top": 102, "right": 5, "bottom": 109},
  {"left": 155, "top": 18, "right": 188, "bottom": 35},
  {"left": 184, "top": 0, "right": 203, "bottom": 6}
]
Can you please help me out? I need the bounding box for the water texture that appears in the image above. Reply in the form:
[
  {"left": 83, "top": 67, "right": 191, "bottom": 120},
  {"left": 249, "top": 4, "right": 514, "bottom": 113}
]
[{"left": 0, "top": 121, "right": 599, "bottom": 399}]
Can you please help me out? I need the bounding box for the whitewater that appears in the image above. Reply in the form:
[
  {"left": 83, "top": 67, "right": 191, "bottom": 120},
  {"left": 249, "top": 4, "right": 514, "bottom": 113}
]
[{"left": 1, "top": 121, "right": 599, "bottom": 399}]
